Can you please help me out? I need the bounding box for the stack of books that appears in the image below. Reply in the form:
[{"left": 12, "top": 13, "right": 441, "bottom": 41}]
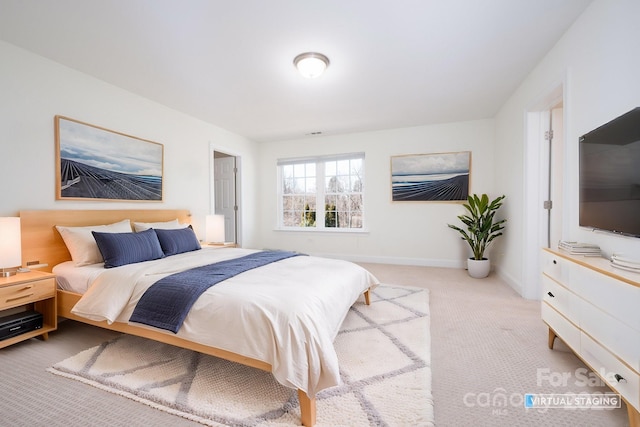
[
  {"left": 558, "top": 241, "right": 601, "bottom": 256},
  {"left": 610, "top": 254, "right": 640, "bottom": 273}
]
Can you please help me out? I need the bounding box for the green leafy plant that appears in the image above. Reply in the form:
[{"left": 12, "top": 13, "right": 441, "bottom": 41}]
[{"left": 447, "top": 194, "right": 506, "bottom": 260}]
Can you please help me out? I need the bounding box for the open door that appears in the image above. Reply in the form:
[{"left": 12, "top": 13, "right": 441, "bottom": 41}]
[{"left": 213, "top": 151, "right": 238, "bottom": 244}]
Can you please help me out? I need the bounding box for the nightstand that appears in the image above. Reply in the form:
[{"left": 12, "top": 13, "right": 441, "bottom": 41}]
[
  {"left": 0, "top": 270, "right": 57, "bottom": 349},
  {"left": 202, "top": 242, "right": 238, "bottom": 248}
]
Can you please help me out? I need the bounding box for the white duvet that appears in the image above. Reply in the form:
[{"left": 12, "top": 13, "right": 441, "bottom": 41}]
[{"left": 68, "top": 247, "right": 379, "bottom": 396}]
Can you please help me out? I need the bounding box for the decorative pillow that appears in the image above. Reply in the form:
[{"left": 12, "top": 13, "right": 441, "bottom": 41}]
[
  {"left": 56, "top": 219, "right": 132, "bottom": 266},
  {"left": 154, "top": 226, "right": 201, "bottom": 256},
  {"left": 92, "top": 228, "right": 164, "bottom": 268},
  {"left": 133, "top": 219, "right": 187, "bottom": 232}
]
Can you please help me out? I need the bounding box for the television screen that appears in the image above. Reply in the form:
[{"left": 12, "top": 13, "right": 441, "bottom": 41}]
[{"left": 579, "top": 107, "right": 640, "bottom": 238}]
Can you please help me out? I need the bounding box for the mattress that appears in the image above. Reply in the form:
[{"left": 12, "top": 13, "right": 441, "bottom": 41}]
[{"left": 55, "top": 247, "right": 379, "bottom": 396}]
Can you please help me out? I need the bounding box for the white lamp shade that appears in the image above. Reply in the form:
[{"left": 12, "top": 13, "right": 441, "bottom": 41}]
[
  {"left": 205, "top": 215, "right": 226, "bottom": 243},
  {"left": 0, "top": 217, "right": 22, "bottom": 269}
]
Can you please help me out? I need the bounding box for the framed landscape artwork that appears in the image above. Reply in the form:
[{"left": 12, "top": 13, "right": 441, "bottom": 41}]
[
  {"left": 55, "top": 116, "right": 164, "bottom": 201},
  {"left": 391, "top": 151, "right": 471, "bottom": 202}
]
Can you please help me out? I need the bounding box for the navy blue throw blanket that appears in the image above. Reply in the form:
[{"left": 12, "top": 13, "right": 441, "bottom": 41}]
[{"left": 129, "top": 251, "right": 303, "bottom": 333}]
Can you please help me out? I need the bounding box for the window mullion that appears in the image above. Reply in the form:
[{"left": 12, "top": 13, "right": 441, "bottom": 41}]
[
  {"left": 277, "top": 166, "right": 283, "bottom": 228},
  {"left": 316, "top": 162, "right": 325, "bottom": 229}
]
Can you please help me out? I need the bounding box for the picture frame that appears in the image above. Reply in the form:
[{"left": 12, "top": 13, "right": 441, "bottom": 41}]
[
  {"left": 55, "top": 116, "right": 164, "bottom": 201},
  {"left": 391, "top": 151, "right": 471, "bottom": 202}
]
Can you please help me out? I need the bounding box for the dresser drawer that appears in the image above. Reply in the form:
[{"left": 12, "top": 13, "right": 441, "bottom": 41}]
[
  {"left": 542, "top": 275, "right": 578, "bottom": 324},
  {"left": 0, "top": 278, "right": 56, "bottom": 309},
  {"left": 542, "top": 251, "right": 571, "bottom": 285},
  {"left": 572, "top": 266, "right": 640, "bottom": 332},
  {"left": 578, "top": 297, "right": 640, "bottom": 372},
  {"left": 542, "top": 302, "right": 580, "bottom": 352},
  {"left": 581, "top": 332, "right": 639, "bottom": 412}
]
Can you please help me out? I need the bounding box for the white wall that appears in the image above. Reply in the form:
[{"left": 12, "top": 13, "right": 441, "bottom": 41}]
[
  {"left": 494, "top": 0, "right": 640, "bottom": 298},
  {"left": 0, "top": 41, "right": 260, "bottom": 247},
  {"left": 7, "top": 0, "right": 638, "bottom": 298},
  {"left": 256, "top": 120, "right": 498, "bottom": 266}
]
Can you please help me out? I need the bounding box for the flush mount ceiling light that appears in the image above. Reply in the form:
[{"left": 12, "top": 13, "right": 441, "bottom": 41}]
[{"left": 293, "top": 52, "right": 330, "bottom": 79}]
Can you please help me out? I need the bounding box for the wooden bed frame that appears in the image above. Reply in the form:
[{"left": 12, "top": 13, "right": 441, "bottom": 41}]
[{"left": 20, "top": 209, "right": 370, "bottom": 426}]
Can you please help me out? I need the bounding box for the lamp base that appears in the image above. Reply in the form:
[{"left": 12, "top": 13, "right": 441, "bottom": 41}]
[{"left": 1, "top": 267, "right": 19, "bottom": 277}]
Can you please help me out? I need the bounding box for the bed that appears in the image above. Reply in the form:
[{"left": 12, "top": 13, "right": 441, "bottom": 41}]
[{"left": 20, "top": 209, "right": 378, "bottom": 426}]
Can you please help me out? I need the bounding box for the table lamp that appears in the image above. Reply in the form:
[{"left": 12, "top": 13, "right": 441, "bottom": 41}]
[
  {"left": 0, "top": 217, "right": 22, "bottom": 277},
  {"left": 205, "top": 215, "right": 226, "bottom": 244}
]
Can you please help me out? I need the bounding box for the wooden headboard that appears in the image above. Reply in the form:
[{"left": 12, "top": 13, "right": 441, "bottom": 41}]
[{"left": 20, "top": 209, "right": 191, "bottom": 272}]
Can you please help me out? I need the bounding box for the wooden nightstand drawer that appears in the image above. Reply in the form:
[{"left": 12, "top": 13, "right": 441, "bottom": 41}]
[
  {"left": 0, "top": 271, "right": 57, "bottom": 349},
  {"left": 0, "top": 278, "right": 55, "bottom": 309}
]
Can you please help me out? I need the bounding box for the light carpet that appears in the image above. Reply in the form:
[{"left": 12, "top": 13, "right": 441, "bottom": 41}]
[{"left": 48, "top": 285, "right": 433, "bottom": 427}]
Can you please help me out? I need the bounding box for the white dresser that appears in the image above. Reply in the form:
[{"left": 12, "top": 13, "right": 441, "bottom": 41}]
[{"left": 541, "top": 248, "right": 640, "bottom": 427}]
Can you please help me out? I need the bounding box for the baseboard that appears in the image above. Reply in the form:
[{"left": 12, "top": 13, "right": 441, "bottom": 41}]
[
  {"left": 312, "top": 252, "right": 528, "bottom": 298},
  {"left": 495, "top": 266, "right": 526, "bottom": 298},
  {"left": 306, "top": 252, "right": 466, "bottom": 269}
]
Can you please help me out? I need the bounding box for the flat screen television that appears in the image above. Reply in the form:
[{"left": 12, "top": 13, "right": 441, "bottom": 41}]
[{"left": 579, "top": 107, "right": 640, "bottom": 238}]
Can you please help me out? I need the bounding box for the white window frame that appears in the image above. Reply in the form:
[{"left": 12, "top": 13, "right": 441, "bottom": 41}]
[{"left": 276, "top": 152, "right": 366, "bottom": 232}]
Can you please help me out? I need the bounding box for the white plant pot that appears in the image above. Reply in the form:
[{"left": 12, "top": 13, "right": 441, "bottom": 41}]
[{"left": 467, "top": 258, "right": 490, "bottom": 279}]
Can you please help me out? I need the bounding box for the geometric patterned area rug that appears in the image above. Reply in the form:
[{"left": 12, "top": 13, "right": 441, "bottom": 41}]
[{"left": 48, "top": 285, "right": 433, "bottom": 427}]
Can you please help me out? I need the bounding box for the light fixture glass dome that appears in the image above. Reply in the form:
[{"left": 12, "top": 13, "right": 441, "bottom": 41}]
[{"left": 294, "top": 52, "right": 329, "bottom": 79}]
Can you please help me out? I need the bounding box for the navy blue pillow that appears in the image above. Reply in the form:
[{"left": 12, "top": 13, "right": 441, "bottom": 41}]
[
  {"left": 154, "top": 226, "right": 201, "bottom": 256},
  {"left": 92, "top": 228, "right": 164, "bottom": 268}
]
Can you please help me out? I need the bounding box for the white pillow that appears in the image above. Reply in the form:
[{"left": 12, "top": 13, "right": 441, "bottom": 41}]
[
  {"left": 132, "top": 219, "right": 187, "bottom": 232},
  {"left": 56, "top": 219, "right": 132, "bottom": 266}
]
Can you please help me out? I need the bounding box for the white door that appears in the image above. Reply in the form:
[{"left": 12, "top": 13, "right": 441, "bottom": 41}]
[{"left": 214, "top": 154, "right": 237, "bottom": 243}]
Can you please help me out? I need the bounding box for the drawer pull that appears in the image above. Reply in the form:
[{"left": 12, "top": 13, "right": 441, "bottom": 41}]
[
  {"left": 547, "top": 291, "right": 555, "bottom": 298},
  {"left": 6, "top": 293, "right": 35, "bottom": 303},
  {"left": 552, "top": 260, "right": 557, "bottom": 265},
  {"left": 614, "top": 374, "right": 626, "bottom": 383}
]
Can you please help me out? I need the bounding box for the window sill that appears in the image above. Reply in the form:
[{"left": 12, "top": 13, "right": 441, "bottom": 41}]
[{"left": 274, "top": 227, "right": 370, "bottom": 234}]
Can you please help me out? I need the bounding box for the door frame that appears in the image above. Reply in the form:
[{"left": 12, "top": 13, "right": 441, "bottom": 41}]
[
  {"left": 522, "top": 78, "right": 567, "bottom": 299},
  {"left": 209, "top": 143, "right": 241, "bottom": 246}
]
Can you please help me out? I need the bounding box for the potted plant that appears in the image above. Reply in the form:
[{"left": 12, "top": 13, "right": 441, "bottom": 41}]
[{"left": 448, "top": 194, "right": 506, "bottom": 278}]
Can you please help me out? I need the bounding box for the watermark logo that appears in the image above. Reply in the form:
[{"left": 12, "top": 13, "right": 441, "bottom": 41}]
[
  {"left": 462, "top": 367, "right": 622, "bottom": 416},
  {"left": 463, "top": 388, "right": 524, "bottom": 416},
  {"left": 524, "top": 393, "right": 621, "bottom": 409},
  {"left": 537, "top": 367, "right": 613, "bottom": 388}
]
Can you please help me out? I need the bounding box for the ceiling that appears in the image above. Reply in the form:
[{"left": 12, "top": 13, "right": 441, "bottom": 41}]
[{"left": 0, "top": 0, "right": 592, "bottom": 143}]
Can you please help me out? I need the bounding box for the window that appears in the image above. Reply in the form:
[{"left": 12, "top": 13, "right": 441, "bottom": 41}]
[{"left": 278, "top": 153, "right": 364, "bottom": 230}]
